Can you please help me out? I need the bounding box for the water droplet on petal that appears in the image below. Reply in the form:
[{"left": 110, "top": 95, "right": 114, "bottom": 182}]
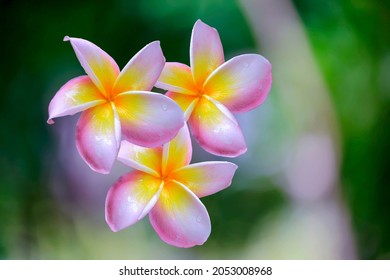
[
  {"left": 196, "top": 216, "right": 202, "bottom": 223},
  {"left": 161, "top": 103, "right": 168, "bottom": 111},
  {"left": 243, "top": 62, "right": 249, "bottom": 68}
]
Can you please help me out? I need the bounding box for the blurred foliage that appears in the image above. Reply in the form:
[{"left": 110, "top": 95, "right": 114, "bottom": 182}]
[
  {"left": 0, "top": 0, "right": 389, "bottom": 259},
  {"left": 293, "top": 0, "right": 390, "bottom": 259},
  {"left": 202, "top": 179, "right": 287, "bottom": 253}
]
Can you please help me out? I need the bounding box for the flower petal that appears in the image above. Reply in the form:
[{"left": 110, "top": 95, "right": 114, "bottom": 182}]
[
  {"left": 76, "top": 102, "right": 120, "bottom": 174},
  {"left": 161, "top": 124, "right": 192, "bottom": 175},
  {"left": 190, "top": 20, "right": 224, "bottom": 87},
  {"left": 170, "top": 161, "right": 237, "bottom": 198},
  {"left": 149, "top": 180, "right": 211, "bottom": 248},
  {"left": 64, "top": 36, "right": 120, "bottom": 97},
  {"left": 166, "top": 92, "right": 199, "bottom": 120},
  {"left": 155, "top": 62, "right": 198, "bottom": 95},
  {"left": 189, "top": 96, "right": 247, "bottom": 157},
  {"left": 115, "top": 91, "right": 184, "bottom": 147},
  {"left": 47, "top": 76, "right": 106, "bottom": 124},
  {"left": 204, "top": 54, "right": 272, "bottom": 113},
  {"left": 105, "top": 171, "right": 163, "bottom": 232},
  {"left": 113, "top": 41, "right": 165, "bottom": 95},
  {"left": 118, "top": 140, "right": 162, "bottom": 177}
]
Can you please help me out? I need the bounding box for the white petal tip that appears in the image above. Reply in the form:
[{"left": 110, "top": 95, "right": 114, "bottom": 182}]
[
  {"left": 47, "top": 119, "right": 54, "bottom": 125},
  {"left": 221, "top": 147, "right": 248, "bottom": 158},
  {"left": 63, "top": 36, "right": 70, "bottom": 41},
  {"left": 93, "top": 168, "right": 110, "bottom": 175},
  {"left": 229, "top": 162, "right": 239, "bottom": 170},
  {"left": 108, "top": 224, "right": 120, "bottom": 233},
  {"left": 194, "top": 19, "right": 216, "bottom": 31},
  {"left": 234, "top": 147, "right": 247, "bottom": 157}
]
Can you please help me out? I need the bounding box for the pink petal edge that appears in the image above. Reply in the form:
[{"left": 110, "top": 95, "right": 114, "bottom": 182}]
[
  {"left": 105, "top": 171, "right": 163, "bottom": 232},
  {"left": 117, "top": 140, "right": 161, "bottom": 177},
  {"left": 189, "top": 97, "right": 247, "bottom": 157},
  {"left": 75, "top": 102, "right": 121, "bottom": 174},
  {"left": 115, "top": 91, "right": 185, "bottom": 148},
  {"left": 64, "top": 36, "right": 120, "bottom": 96},
  {"left": 47, "top": 75, "right": 105, "bottom": 124},
  {"left": 113, "top": 41, "right": 165, "bottom": 94},
  {"left": 149, "top": 181, "right": 211, "bottom": 248},
  {"left": 190, "top": 19, "right": 224, "bottom": 87},
  {"left": 204, "top": 54, "right": 272, "bottom": 113},
  {"left": 171, "top": 161, "right": 238, "bottom": 198}
]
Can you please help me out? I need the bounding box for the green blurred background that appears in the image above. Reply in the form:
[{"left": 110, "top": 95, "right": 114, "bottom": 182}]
[{"left": 0, "top": 0, "right": 389, "bottom": 259}]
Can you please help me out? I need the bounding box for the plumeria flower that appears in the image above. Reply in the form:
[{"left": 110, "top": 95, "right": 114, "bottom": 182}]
[
  {"left": 156, "top": 20, "right": 272, "bottom": 157},
  {"left": 105, "top": 124, "right": 237, "bottom": 247},
  {"left": 47, "top": 37, "right": 184, "bottom": 174}
]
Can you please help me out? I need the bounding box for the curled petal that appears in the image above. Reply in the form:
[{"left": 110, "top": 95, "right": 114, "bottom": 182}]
[
  {"left": 190, "top": 20, "right": 224, "bottom": 87},
  {"left": 47, "top": 76, "right": 105, "bottom": 124},
  {"left": 113, "top": 41, "right": 165, "bottom": 95},
  {"left": 115, "top": 91, "right": 184, "bottom": 148},
  {"left": 155, "top": 62, "right": 198, "bottom": 95},
  {"left": 149, "top": 180, "right": 211, "bottom": 248},
  {"left": 105, "top": 171, "right": 163, "bottom": 232},
  {"left": 161, "top": 124, "right": 192, "bottom": 175},
  {"left": 64, "top": 36, "right": 120, "bottom": 97},
  {"left": 76, "top": 102, "right": 120, "bottom": 174},
  {"left": 204, "top": 54, "right": 272, "bottom": 113},
  {"left": 166, "top": 92, "right": 198, "bottom": 121},
  {"left": 189, "top": 97, "right": 247, "bottom": 157},
  {"left": 171, "top": 161, "right": 237, "bottom": 198},
  {"left": 118, "top": 140, "right": 162, "bottom": 177}
]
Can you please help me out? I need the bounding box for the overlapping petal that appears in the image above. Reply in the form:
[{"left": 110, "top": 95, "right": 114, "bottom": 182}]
[
  {"left": 189, "top": 97, "right": 247, "bottom": 157},
  {"left": 118, "top": 141, "right": 162, "bottom": 177},
  {"left": 166, "top": 92, "right": 199, "bottom": 120},
  {"left": 149, "top": 180, "right": 211, "bottom": 248},
  {"left": 105, "top": 171, "right": 163, "bottom": 232},
  {"left": 64, "top": 36, "right": 120, "bottom": 97},
  {"left": 155, "top": 62, "right": 198, "bottom": 95},
  {"left": 190, "top": 20, "right": 224, "bottom": 87},
  {"left": 204, "top": 54, "right": 272, "bottom": 113},
  {"left": 115, "top": 91, "right": 184, "bottom": 148},
  {"left": 113, "top": 41, "right": 165, "bottom": 95},
  {"left": 76, "top": 102, "right": 120, "bottom": 174},
  {"left": 170, "top": 161, "right": 237, "bottom": 198},
  {"left": 47, "top": 75, "right": 105, "bottom": 124},
  {"left": 162, "top": 124, "right": 192, "bottom": 175}
]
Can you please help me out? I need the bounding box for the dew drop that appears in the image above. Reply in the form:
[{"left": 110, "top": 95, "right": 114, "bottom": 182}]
[
  {"left": 243, "top": 62, "right": 249, "bottom": 68},
  {"left": 161, "top": 103, "right": 168, "bottom": 111},
  {"left": 196, "top": 216, "right": 202, "bottom": 223}
]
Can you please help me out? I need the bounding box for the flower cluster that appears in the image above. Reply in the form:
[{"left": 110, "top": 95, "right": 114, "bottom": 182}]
[{"left": 47, "top": 20, "right": 272, "bottom": 247}]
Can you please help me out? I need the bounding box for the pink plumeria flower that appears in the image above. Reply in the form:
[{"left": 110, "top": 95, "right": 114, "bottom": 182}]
[
  {"left": 156, "top": 20, "right": 272, "bottom": 157},
  {"left": 105, "top": 124, "right": 237, "bottom": 247},
  {"left": 48, "top": 37, "right": 184, "bottom": 174}
]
